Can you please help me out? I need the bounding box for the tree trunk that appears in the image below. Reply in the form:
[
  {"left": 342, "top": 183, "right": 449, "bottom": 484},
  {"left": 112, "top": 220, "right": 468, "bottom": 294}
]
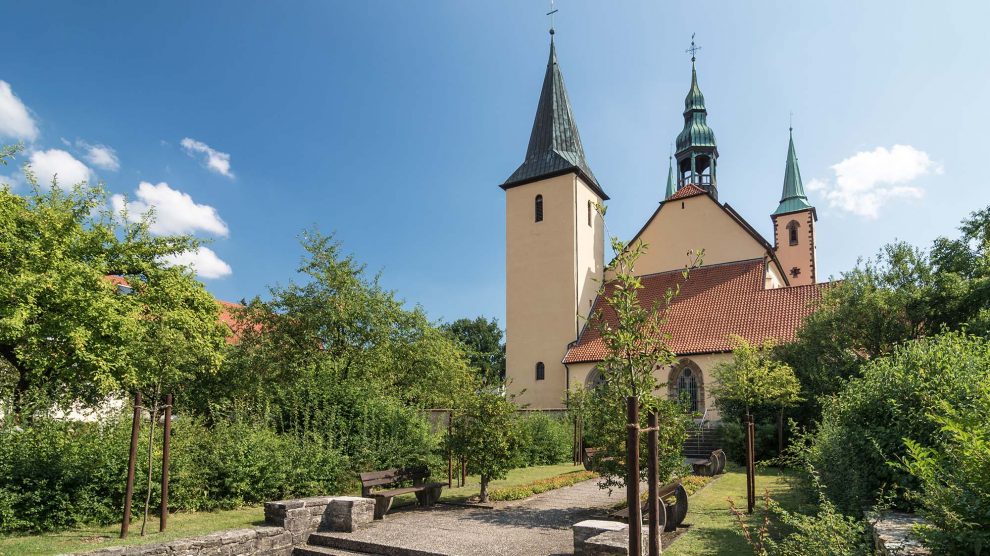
[
  {"left": 0, "top": 345, "right": 28, "bottom": 424},
  {"left": 140, "top": 393, "right": 159, "bottom": 536},
  {"left": 480, "top": 475, "right": 489, "bottom": 503}
]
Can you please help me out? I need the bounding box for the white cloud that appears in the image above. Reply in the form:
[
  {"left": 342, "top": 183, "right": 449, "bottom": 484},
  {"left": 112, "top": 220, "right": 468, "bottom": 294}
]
[
  {"left": 0, "top": 81, "right": 39, "bottom": 141},
  {"left": 1, "top": 173, "right": 22, "bottom": 190},
  {"left": 29, "top": 149, "right": 92, "bottom": 188},
  {"left": 162, "top": 246, "right": 232, "bottom": 279},
  {"left": 810, "top": 145, "right": 939, "bottom": 219},
  {"left": 111, "top": 181, "right": 229, "bottom": 237},
  {"left": 78, "top": 141, "right": 120, "bottom": 171},
  {"left": 180, "top": 137, "right": 234, "bottom": 178}
]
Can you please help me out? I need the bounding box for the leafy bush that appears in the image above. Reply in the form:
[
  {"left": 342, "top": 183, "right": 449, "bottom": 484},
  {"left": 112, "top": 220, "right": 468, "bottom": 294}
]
[
  {"left": 806, "top": 332, "right": 989, "bottom": 513},
  {"left": 0, "top": 414, "right": 349, "bottom": 534},
  {"left": 515, "top": 412, "right": 572, "bottom": 466},
  {"left": 0, "top": 418, "right": 129, "bottom": 533},
  {"left": 900, "top": 372, "right": 990, "bottom": 553},
  {"left": 719, "top": 419, "right": 782, "bottom": 465},
  {"left": 730, "top": 487, "right": 872, "bottom": 556}
]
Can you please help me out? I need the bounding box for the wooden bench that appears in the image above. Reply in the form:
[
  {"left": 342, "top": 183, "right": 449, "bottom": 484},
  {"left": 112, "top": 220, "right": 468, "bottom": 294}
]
[
  {"left": 611, "top": 480, "right": 689, "bottom": 532},
  {"left": 684, "top": 449, "right": 725, "bottom": 477},
  {"left": 583, "top": 446, "right": 619, "bottom": 472},
  {"left": 359, "top": 466, "right": 445, "bottom": 519}
]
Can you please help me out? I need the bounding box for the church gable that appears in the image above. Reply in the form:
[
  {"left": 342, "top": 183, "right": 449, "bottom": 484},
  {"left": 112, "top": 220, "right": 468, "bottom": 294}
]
[{"left": 621, "top": 186, "right": 777, "bottom": 279}]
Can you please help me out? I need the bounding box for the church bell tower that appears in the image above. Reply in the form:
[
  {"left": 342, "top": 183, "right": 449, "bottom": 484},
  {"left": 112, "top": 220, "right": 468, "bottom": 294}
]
[
  {"left": 674, "top": 39, "right": 719, "bottom": 199},
  {"left": 772, "top": 128, "right": 817, "bottom": 286},
  {"left": 500, "top": 33, "right": 606, "bottom": 409}
]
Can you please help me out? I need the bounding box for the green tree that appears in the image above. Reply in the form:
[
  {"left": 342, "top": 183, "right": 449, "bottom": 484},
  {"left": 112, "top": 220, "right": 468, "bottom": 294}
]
[
  {"left": 712, "top": 336, "right": 801, "bottom": 420},
  {"left": 804, "top": 332, "right": 989, "bottom": 514},
  {"left": 0, "top": 145, "right": 214, "bottom": 419},
  {"left": 779, "top": 206, "right": 990, "bottom": 427},
  {"left": 442, "top": 317, "right": 505, "bottom": 386},
  {"left": 206, "top": 230, "right": 474, "bottom": 474},
  {"left": 570, "top": 204, "right": 698, "bottom": 490},
  {"left": 450, "top": 390, "right": 520, "bottom": 503},
  {"left": 900, "top": 372, "right": 990, "bottom": 553},
  {"left": 121, "top": 265, "right": 228, "bottom": 534}
]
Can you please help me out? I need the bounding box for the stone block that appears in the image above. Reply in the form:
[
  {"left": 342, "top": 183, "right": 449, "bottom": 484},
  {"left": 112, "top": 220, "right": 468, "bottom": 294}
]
[
  {"left": 584, "top": 529, "right": 649, "bottom": 555},
  {"left": 573, "top": 520, "right": 628, "bottom": 554},
  {"left": 325, "top": 496, "right": 375, "bottom": 532}
]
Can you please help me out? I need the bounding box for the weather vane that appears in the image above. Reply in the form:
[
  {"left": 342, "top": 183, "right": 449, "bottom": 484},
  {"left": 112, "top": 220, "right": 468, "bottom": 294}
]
[
  {"left": 547, "top": 0, "right": 558, "bottom": 35},
  {"left": 686, "top": 33, "right": 701, "bottom": 61}
]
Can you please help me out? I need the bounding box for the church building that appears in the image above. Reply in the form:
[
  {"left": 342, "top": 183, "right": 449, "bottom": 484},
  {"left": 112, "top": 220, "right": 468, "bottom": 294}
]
[{"left": 500, "top": 35, "right": 827, "bottom": 416}]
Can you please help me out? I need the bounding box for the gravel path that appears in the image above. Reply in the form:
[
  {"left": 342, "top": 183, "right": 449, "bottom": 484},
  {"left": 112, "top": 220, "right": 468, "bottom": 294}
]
[{"left": 312, "top": 478, "right": 633, "bottom": 555}]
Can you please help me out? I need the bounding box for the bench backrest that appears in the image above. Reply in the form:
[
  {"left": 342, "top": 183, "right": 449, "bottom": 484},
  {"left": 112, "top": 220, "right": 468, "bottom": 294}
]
[{"left": 359, "top": 466, "right": 431, "bottom": 489}]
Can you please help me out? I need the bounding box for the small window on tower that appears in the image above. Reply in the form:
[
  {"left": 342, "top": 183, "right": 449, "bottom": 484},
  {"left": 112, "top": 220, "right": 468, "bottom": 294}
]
[
  {"left": 587, "top": 201, "right": 593, "bottom": 227},
  {"left": 790, "top": 267, "right": 801, "bottom": 278},
  {"left": 535, "top": 362, "right": 545, "bottom": 381},
  {"left": 535, "top": 195, "right": 544, "bottom": 222},
  {"left": 787, "top": 220, "right": 800, "bottom": 246}
]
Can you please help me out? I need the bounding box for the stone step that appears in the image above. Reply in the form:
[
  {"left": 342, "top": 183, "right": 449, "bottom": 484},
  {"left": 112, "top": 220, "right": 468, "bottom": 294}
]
[
  {"left": 308, "top": 532, "right": 447, "bottom": 556},
  {"left": 295, "top": 544, "right": 378, "bottom": 556}
]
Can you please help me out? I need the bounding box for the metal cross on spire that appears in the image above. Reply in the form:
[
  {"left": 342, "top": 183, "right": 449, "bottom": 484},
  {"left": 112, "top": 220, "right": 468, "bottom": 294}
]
[
  {"left": 686, "top": 33, "right": 701, "bottom": 62},
  {"left": 547, "top": 0, "right": 558, "bottom": 35}
]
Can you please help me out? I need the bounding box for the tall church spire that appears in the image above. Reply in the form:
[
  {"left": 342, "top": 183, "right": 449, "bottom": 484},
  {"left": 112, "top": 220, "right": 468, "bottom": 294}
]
[
  {"left": 665, "top": 155, "right": 676, "bottom": 199},
  {"left": 501, "top": 36, "right": 606, "bottom": 199},
  {"left": 674, "top": 35, "right": 718, "bottom": 199},
  {"left": 773, "top": 128, "right": 814, "bottom": 215}
]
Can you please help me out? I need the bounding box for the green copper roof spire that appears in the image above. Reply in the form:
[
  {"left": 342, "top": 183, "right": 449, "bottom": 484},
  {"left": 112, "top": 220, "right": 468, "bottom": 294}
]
[
  {"left": 773, "top": 127, "right": 814, "bottom": 215},
  {"left": 665, "top": 155, "right": 676, "bottom": 199},
  {"left": 674, "top": 34, "right": 719, "bottom": 198},
  {"left": 501, "top": 34, "right": 606, "bottom": 199}
]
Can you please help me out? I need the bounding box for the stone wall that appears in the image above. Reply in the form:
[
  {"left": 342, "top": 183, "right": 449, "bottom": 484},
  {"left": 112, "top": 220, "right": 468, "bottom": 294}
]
[
  {"left": 81, "top": 526, "right": 293, "bottom": 556},
  {"left": 79, "top": 495, "right": 374, "bottom": 556}
]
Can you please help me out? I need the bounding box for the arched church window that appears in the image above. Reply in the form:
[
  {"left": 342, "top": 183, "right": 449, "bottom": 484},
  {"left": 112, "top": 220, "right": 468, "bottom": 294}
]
[
  {"left": 678, "top": 368, "right": 699, "bottom": 412},
  {"left": 787, "top": 220, "right": 800, "bottom": 246},
  {"left": 535, "top": 362, "right": 545, "bottom": 381},
  {"left": 585, "top": 367, "right": 605, "bottom": 389},
  {"left": 535, "top": 195, "right": 544, "bottom": 222},
  {"left": 667, "top": 360, "right": 704, "bottom": 414},
  {"left": 587, "top": 200, "right": 593, "bottom": 227}
]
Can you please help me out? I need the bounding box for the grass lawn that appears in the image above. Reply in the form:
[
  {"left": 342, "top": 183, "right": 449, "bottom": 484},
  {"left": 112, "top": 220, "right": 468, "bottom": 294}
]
[
  {"left": 665, "top": 465, "right": 810, "bottom": 556},
  {"left": 0, "top": 463, "right": 587, "bottom": 556},
  {"left": 0, "top": 506, "right": 265, "bottom": 556}
]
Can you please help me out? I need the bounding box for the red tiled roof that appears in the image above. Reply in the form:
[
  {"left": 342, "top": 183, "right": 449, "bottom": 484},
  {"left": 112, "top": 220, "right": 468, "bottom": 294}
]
[
  {"left": 666, "top": 184, "right": 708, "bottom": 201},
  {"left": 562, "top": 259, "right": 828, "bottom": 363},
  {"left": 105, "top": 275, "right": 246, "bottom": 343}
]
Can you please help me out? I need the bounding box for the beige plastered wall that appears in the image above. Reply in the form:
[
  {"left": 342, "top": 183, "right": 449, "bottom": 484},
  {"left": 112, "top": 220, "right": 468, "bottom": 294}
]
[
  {"left": 616, "top": 193, "right": 773, "bottom": 280},
  {"left": 772, "top": 210, "right": 817, "bottom": 286},
  {"left": 566, "top": 352, "right": 732, "bottom": 420},
  {"left": 504, "top": 173, "right": 603, "bottom": 409}
]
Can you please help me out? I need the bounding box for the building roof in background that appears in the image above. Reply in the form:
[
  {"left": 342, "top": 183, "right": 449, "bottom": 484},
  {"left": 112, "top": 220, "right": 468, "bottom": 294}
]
[{"left": 562, "top": 259, "right": 828, "bottom": 363}]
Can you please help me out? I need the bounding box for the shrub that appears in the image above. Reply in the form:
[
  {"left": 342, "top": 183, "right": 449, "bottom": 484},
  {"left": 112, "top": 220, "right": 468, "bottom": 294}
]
[
  {"left": 0, "top": 414, "right": 349, "bottom": 534},
  {"left": 718, "top": 419, "right": 781, "bottom": 465},
  {"left": 515, "top": 412, "right": 572, "bottom": 466},
  {"left": 0, "top": 417, "right": 130, "bottom": 533},
  {"left": 900, "top": 372, "right": 990, "bottom": 553},
  {"left": 806, "top": 332, "right": 989, "bottom": 514},
  {"left": 729, "top": 487, "right": 872, "bottom": 556}
]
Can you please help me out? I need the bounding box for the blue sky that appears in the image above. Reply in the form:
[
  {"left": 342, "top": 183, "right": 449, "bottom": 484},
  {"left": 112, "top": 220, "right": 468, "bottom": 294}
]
[{"left": 2, "top": 1, "right": 988, "bottom": 326}]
